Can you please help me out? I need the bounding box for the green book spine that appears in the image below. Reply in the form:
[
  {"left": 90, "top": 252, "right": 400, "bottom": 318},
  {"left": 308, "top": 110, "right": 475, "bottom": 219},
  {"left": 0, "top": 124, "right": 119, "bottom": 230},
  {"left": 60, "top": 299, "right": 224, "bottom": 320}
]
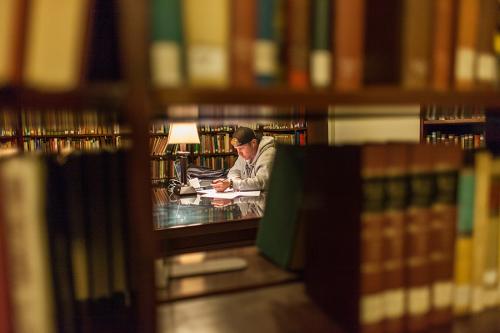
[{"left": 151, "top": 0, "right": 184, "bottom": 86}]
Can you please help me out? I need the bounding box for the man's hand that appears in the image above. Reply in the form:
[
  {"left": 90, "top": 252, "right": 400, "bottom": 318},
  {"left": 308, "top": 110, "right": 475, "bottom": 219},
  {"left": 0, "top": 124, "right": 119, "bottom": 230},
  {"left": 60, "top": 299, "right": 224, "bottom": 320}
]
[{"left": 212, "top": 178, "right": 231, "bottom": 192}]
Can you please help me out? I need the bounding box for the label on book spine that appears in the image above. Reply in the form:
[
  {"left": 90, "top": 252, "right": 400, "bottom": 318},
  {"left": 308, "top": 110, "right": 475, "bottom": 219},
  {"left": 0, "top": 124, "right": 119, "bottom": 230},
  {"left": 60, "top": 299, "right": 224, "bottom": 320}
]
[
  {"left": 476, "top": 53, "right": 497, "bottom": 82},
  {"left": 360, "top": 293, "right": 383, "bottom": 324},
  {"left": 188, "top": 45, "right": 227, "bottom": 83},
  {"left": 455, "top": 48, "right": 475, "bottom": 82},
  {"left": 254, "top": 40, "right": 277, "bottom": 76},
  {"left": 471, "top": 286, "right": 484, "bottom": 313},
  {"left": 454, "top": 285, "right": 471, "bottom": 310},
  {"left": 407, "top": 286, "right": 430, "bottom": 315},
  {"left": 432, "top": 281, "right": 453, "bottom": 309},
  {"left": 151, "top": 42, "right": 182, "bottom": 87},
  {"left": 383, "top": 288, "right": 405, "bottom": 319},
  {"left": 310, "top": 50, "right": 331, "bottom": 87}
]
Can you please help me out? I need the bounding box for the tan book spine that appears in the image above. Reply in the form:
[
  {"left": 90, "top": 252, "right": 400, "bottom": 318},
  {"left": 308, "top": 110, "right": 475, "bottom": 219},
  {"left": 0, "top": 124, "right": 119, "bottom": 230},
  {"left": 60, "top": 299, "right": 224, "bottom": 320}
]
[
  {"left": 454, "top": 0, "right": 480, "bottom": 89},
  {"left": 401, "top": 0, "right": 433, "bottom": 89}
]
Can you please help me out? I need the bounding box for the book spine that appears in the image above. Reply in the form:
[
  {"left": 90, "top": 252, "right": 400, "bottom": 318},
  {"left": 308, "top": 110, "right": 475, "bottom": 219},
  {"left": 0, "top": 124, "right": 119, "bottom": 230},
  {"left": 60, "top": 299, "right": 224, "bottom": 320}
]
[
  {"left": 453, "top": 167, "right": 475, "bottom": 316},
  {"left": 1, "top": 157, "right": 55, "bottom": 333},
  {"left": 230, "top": 0, "right": 256, "bottom": 87},
  {"left": 382, "top": 144, "right": 408, "bottom": 333},
  {"left": 475, "top": 0, "right": 498, "bottom": 87},
  {"left": 287, "top": 0, "right": 309, "bottom": 89},
  {"left": 405, "top": 145, "right": 433, "bottom": 332},
  {"left": 428, "top": 146, "right": 462, "bottom": 327},
  {"left": 310, "top": 0, "right": 331, "bottom": 88},
  {"left": 454, "top": 0, "right": 480, "bottom": 89},
  {"left": 431, "top": 0, "right": 455, "bottom": 90},
  {"left": 150, "top": 0, "right": 184, "bottom": 87},
  {"left": 359, "top": 145, "right": 386, "bottom": 333},
  {"left": 401, "top": 0, "right": 433, "bottom": 88},
  {"left": 183, "top": 0, "right": 230, "bottom": 87},
  {"left": 470, "top": 151, "right": 492, "bottom": 313},
  {"left": 334, "top": 0, "right": 365, "bottom": 90},
  {"left": 255, "top": 0, "right": 279, "bottom": 85}
]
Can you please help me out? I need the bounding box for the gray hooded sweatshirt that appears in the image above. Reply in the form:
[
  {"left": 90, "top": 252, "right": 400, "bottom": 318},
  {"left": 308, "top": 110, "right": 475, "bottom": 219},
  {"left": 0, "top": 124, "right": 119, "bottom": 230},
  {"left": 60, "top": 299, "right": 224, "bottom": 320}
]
[{"left": 227, "top": 136, "right": 276, "bottom": 191}]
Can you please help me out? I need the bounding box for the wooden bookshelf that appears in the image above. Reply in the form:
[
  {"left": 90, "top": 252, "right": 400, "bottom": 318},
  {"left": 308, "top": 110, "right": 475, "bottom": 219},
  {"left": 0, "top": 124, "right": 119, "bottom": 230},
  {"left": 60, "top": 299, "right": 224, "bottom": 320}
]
[
  {"left": 0, "top": 84, "right": 125, "bottom": 110},
  {"left": 420, "top": 106, "right": 486, "bottom": 149},
  {"left": 155, "top": 88, "right": 500, "bottom": 108}
]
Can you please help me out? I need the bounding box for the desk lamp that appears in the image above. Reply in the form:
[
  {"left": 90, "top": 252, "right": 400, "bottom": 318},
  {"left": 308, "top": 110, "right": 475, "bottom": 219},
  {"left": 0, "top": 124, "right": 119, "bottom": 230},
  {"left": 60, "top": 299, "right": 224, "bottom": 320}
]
[{"left": 167, "top": 122, "right": 200, "bottom": 194}]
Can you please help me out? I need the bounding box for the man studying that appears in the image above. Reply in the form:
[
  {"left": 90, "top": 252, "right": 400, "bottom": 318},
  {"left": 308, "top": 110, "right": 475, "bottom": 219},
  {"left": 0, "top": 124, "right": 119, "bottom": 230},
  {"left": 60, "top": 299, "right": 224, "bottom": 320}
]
[{"left": 212, "top": 127, "right": 276, "bottom": 192}]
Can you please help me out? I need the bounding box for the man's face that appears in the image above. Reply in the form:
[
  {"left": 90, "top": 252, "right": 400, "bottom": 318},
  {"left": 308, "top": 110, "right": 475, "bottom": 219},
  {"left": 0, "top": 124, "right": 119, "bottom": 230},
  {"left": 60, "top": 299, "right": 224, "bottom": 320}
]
[{"left": 234, "top": 139, "right": 258, "bottom": 161}]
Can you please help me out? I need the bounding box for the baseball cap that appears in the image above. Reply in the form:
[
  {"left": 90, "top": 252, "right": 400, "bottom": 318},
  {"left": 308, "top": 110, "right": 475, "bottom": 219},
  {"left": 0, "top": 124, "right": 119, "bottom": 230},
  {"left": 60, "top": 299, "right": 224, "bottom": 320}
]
[{"left": 231, "top": 127, "right": 257, "bottom": 147}]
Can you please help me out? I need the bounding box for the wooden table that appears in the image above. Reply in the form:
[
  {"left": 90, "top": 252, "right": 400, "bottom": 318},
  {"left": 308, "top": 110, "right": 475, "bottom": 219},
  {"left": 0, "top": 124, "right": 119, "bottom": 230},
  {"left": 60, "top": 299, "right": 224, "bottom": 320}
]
[{"left": 154, "top": 191, "right": 266, "bottom": 255}]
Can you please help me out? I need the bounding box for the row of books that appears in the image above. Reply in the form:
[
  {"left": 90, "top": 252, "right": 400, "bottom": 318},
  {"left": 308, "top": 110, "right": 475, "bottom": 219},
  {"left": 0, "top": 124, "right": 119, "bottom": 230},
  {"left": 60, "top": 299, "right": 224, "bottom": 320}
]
[
  {"left": 257, "top": 143, "right": 500, "bottom": 333},
  {"left": 423, "top": 106, "right": 486, "bottom": 121},
  {"left": 0, "top": 111, "right": 16, "bottom": 136},
  {"left": 264, "top": 132, "right": 306, "bottom": 146},
  {"left": 21, "top": 111, "right": 121, "bottom": 136},
  {"left": 151, "top": 159, "right": 175, "bottom": 181},
  {"left": 22, "top": 137, "right": 122, "bottom": 154},
  {"left": 0, "top": 152, "right": 131, "bottom": 333},
  {"left": 193, "top": 155, "right": 237, "bottom": 170},
  {"left": 150, "top": 120, "right": 306, "bottom": 135},
  {"left": 425, "top": 132, "right": 485, "bottom": 150},
  {"left": 0, "top": 0, "right": 120, "bottom": 91},
  {"left": 261, "top": 121, "right": 307, "bottom": 130},
  {"left": 151, "top": 0, "right": 500, "bottom": 90}
]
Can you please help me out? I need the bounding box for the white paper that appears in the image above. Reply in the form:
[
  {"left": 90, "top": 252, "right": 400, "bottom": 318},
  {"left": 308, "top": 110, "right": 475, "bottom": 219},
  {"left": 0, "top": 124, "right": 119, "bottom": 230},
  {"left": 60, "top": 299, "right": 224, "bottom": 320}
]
[{"left": 201, "top": 190, "right": 260, "bottom": 199}]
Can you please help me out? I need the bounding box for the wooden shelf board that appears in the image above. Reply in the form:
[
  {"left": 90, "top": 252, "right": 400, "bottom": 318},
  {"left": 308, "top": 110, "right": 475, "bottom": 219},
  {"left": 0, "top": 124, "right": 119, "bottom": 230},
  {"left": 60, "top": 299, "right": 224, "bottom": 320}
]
[
  {"left": 155, "top": 87, "right": 500, "bottom": 108},
  {"left": 423, "top": 118, "right": 485, "bottom": 125},
  {"left": 0, "top": 84, "right": 125, "bottom": 109}
]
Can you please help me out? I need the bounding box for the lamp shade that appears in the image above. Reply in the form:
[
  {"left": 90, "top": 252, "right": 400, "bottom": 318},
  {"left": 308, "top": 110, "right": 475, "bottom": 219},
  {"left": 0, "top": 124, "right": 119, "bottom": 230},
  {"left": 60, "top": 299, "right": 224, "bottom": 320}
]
[{"left": 167, "top": 122, "right": 200, "bottom": 144}]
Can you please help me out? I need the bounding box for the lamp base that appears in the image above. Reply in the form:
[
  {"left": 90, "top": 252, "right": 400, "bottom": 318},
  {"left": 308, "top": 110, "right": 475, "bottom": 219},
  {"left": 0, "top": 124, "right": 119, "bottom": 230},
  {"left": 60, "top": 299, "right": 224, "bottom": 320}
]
[{"left": 177, "top": 185, "right": 197, "bottom": 196}]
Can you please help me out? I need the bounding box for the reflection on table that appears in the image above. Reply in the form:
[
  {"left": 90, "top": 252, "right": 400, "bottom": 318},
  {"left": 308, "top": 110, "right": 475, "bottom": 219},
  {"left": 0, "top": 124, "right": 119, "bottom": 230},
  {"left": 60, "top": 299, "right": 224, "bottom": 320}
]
[{"left": 153, "top": 187, "right": 266, "bottom": 255}]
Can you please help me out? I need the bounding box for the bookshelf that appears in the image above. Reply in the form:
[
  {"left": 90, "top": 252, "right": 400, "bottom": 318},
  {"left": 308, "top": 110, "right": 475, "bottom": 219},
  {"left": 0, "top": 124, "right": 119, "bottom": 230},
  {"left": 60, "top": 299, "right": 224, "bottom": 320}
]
[
  {"left": 420, "top": 105, "right": 486, "bottom": 150},
  {"left": 149, "top": 119, "right": 309, "bottom": 183}
]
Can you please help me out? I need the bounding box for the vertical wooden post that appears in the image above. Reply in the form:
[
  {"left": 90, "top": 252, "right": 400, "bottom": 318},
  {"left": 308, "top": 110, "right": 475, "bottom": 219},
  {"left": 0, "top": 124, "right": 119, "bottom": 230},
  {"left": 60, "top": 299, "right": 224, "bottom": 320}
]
[{"left": 116, "top": 0, "right": 155, "bottom": 332}]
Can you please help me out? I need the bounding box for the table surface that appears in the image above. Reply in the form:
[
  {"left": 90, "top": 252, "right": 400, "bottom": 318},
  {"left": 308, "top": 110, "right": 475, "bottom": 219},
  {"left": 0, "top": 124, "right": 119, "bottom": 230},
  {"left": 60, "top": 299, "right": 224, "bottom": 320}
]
[
  {"left": 153, "top": 191, "right": 266, "bottom": 230},
  {"left": 153, "top": 190, "right": 266, "bottom": 255}
]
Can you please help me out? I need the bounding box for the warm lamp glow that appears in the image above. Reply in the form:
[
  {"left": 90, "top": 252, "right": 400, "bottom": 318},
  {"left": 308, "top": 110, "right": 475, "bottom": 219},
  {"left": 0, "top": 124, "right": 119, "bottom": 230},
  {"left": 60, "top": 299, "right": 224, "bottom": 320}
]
[{"left": 167, "top": 123, "right": 200, "bottom": 144}]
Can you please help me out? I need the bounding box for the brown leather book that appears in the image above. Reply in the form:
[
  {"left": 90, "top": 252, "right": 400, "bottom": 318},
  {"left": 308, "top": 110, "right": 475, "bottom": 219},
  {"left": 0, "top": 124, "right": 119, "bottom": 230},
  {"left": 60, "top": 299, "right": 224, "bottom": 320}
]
[
  {"left": 431, "top": 0, "right": 456, "bottom": 90},
  {"left": 304, "top": 144, "right": 385, "bottom": 333},
  {"left": 382, "top": 144, "right": 408, "bottom": 333},
  {"left": 287, "top": 0, "right": 310, "bottom": 89},
  {"left": 475, "top": 0, "right": 498, "bottom": 87},
  {"left": 401, "top": 0, "right": 433, "bottom": 89},
  {"left": 405, "top": 144, "right": 434, "bottom": 332},
  {"left": 428, "top": 145, "right": 463, "bottom": 327},
  {"left": 0, "top": 0, "right": 27, "bottom": 86},
  {"left": 454, "top": 0, "right": 480, "bottom": 89},
  {"left": 230, "top": 0, "right": 256, "bottom": 87},
  {"left": 334, "top": 0, "right": 365, "bottom": 91}
]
